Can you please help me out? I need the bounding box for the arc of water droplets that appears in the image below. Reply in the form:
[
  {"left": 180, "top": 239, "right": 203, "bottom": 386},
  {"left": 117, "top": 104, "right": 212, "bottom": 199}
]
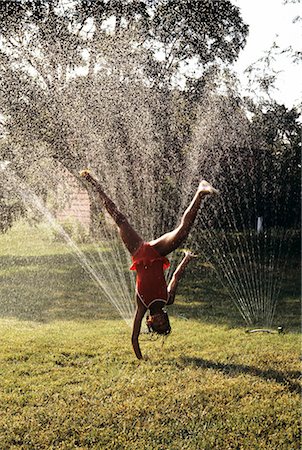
[
  {"left": 166, "top": 99, "right": 295, "bottom": 327},
  {"left": 1, "top": 82, "right": 296, "bottom": 329},
  {"left": 3, "top": 168, "right": 135, "bottom": 327},
  {"left": 164, "top": 146, "right": 254, "bottom": 325}
]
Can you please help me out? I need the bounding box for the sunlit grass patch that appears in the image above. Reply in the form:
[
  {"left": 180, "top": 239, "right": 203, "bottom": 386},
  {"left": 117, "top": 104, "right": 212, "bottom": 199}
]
[
  {"left": 0, "top": 317, "right": 300, "bottom": 449},
  {"left": 0, "top": 223, "right": 300, "bottom": 448}
]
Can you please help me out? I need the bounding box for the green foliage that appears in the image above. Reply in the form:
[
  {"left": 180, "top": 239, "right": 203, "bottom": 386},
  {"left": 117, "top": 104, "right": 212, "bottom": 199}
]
[
  {"left": 152, "top": 1, "right": 248, "bottom": 62},
  {"left": 184, "top": 83, "right": 301, "bottom": 231},
  {"left": 75, "top": 0, "right": 248, "bottom": 83},
  {"left": 0, "top": 193, "right": 24, "bottom": 233},
  {"left": 249, "top": 102, "right": 301, "bottom": 228},
  {"left": 51, "top": 218, "right": 91, "bottom": 244},
  {"left": 0, "top": 0, "right": 299, "bottom": 241}
]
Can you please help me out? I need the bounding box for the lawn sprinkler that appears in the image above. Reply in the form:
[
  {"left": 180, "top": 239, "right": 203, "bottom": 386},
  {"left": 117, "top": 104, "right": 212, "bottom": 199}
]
[{"left": 246, "top": 326, "right": 285, "bottom": 334}]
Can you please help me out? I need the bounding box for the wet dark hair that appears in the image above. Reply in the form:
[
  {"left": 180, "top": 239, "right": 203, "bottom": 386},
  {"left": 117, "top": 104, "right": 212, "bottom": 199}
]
[{"left": 146, "top": 311, "right": 171, "bottom": 335}]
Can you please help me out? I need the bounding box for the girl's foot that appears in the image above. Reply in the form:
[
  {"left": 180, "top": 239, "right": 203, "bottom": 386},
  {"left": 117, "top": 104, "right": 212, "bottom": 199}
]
[
  {"left": 198, "top": 180, "right": 219, "bottom": 196},
  {"left": 79, "top": 169, "right": 91, "bottom": 179},
  {"left": 183, "top": 250, "right": 198, "bottom": 262}
]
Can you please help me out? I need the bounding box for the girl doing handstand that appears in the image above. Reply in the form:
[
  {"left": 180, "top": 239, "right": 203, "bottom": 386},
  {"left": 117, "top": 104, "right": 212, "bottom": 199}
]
[{"left": 80, "top": 170, "right": 217, "bottom": 359}]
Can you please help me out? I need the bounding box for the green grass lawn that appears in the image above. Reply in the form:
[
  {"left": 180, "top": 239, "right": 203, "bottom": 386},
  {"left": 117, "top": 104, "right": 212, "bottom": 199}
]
[{"left": 0, "top": 223, "right": 300, "bottom": 449}]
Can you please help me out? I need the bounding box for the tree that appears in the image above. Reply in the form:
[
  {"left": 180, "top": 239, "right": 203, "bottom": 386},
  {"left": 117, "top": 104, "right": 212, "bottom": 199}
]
[
  {"left": 0, "top": 0, "right": 248, "bottom": 233},
  {"left": 73, "top": 0, "right": 248, "bottom": 85},
  {"left": 148, "top": 0, "right": 248, "bottom": 86},
  {"left": 249, "top": 102, "right": 301, "bottom": 228}
]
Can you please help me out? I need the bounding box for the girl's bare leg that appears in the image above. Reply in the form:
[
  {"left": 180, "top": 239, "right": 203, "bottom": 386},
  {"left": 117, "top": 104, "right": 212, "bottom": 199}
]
[
  {"left": 167, "top": 251, "right": 197, "bottom": 305},
  {"left": 80, "top": 170, "right": 143, "bottom": 255},
  {"left": 150, "top": 180, "right": 218, "bottom": 257}
]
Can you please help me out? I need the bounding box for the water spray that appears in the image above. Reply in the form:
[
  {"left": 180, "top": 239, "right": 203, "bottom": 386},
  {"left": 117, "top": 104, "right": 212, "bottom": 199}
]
[
  {"left": 256, "top": 216, "right": 264, "bottom": 234},
  {"left": 0, "top": 160, "right": 11, "bottom": 171},
  {"left": 1, "top": 166, "right": 136, "bottom": 325}
]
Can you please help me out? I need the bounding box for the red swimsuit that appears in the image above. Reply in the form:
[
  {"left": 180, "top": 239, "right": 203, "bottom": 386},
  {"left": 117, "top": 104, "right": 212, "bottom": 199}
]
[{"left": 130, "top": 242, "right": 170, "bottom": 308}]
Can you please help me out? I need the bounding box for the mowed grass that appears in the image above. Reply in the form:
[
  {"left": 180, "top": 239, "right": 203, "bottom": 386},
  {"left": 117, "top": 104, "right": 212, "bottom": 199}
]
[{"left": 0, "top": 223, "right": 301, "bottom": 449}]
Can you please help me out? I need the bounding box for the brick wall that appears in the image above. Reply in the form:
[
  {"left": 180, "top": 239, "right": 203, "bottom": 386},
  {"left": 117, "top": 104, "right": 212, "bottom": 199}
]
[{"left": 56, "top": 171, "right": 91, "bottom": 228}]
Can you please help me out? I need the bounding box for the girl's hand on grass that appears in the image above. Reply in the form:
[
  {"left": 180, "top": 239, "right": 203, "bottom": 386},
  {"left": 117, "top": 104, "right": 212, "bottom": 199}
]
[{"left": 137, "top": 354, "right": 149, "bottom": 363}]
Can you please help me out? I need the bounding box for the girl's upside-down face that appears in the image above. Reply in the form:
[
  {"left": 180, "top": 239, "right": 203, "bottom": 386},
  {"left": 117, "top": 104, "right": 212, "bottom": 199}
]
[{"left": 146, "top": 311, "right": 171, "bottom": 335}]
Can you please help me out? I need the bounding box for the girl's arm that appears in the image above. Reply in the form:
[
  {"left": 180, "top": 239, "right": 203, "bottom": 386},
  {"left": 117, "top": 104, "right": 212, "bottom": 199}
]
[{"left": 132, "top": 302, "right": 147, "bottom": 360}]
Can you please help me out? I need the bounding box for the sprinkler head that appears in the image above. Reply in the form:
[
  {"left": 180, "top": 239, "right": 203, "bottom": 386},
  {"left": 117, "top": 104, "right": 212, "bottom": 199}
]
[{"left": 277, "top": 326, "right": 284, "bottom": 334}]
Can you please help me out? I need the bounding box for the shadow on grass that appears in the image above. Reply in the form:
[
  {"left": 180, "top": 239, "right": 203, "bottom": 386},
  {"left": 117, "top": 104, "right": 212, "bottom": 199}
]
[{"left": 178, "top": 357, "right": 301, "bottom": 394}]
